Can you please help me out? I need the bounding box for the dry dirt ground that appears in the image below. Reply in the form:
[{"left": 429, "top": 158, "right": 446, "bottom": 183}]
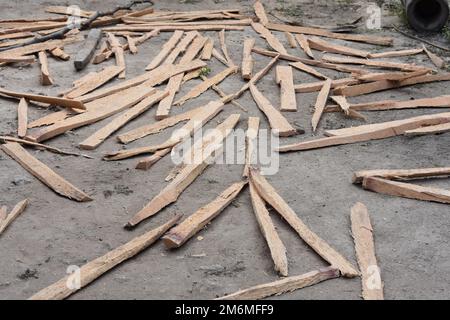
[{"left": 0, "top": 0, "right": 449, "bottom": 300}]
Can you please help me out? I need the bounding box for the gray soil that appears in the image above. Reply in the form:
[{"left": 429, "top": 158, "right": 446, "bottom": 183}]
[{"left": 0, "top": 0, "right": 449, "bottom": 300}]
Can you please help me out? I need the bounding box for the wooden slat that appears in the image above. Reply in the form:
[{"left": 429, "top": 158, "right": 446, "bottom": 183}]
[
  {"left": 295, "top": 34, "right": 314, "bottom": 59},
  {"left": 276, "top": 66, "right": 297, "bottom": 112},
  {"left": 352, "top": 167, "right": 450, "bottom": 184},
  {"left": 38, "top": 51, "right": 53, "bottom": 85},
  {"left": 311, "top": 78, "right": 332, "bottom": 132},
  {"left": 29, "top": 215, "right": 181, "bottom": 300},
  {"left": 249, "top": 83, "right": 296, "bottom": 137},
  {"left": 219, "top": 29, "right": 235, "bottom": 66},
  {"left": 0, "top": 36, "right": 81, "bottom": 59},
  {"left": 0, "top": 199, "right": 28, "bottom": 236},
  {"left": 0, "top": 55, "right": 35, "bottom": 63},
  {"left": 242, "top": 38, "right": 255, "bottom": 80},
  {"left": 404, "top": 122, "right": 450, "bottom": 136},
  {"left": 126, "top": 35, "right": 138, "bottom": 54},
  {"left": 145, "top": 30, "right": 184, "bottom": 70},
  {"left": 294, "top": 78, "right": 359, "bottom": 93},
  {"left": 164, "top": 31, "right": 198, "bottom": 65},
  {"left": 79, "top": 90, "right": 168, "bottom": 150},
  {"left": 135, "top": 148, "right": 171, "bottom": 171},
  {"left": 162, "top": 181, "right": 247, "bottom": 248},
  {"left": 103, "top": 25, "right": 245, "bottom": 32},
  {"left": 290, "top": 61, "right": 328, "bottom": 80},
  {"left": 17, "top": 98, "right": 28, "bottom": 138},
  {"left": 249, "top": 181, "right": 288, "bottom": 276},
  {"left": 49, "top": 47, "right": 70, "bottom": 61},
  {"left": 322, "top": 55, "right": 428, "bottom": 72},
  {"left": 28, "top": 111, "right": 69, "bottom": 128},
  {"left": 201, "top": 37, "right": 214, "bottom": 60},
  {"left": 252, "top": 22, "right": 288, "bottom": 55},
  {"left": 355, "top": 69, "right": 429, "bottom": 82},
  {"left": 243, "top": 117, "right": 260, "bottom": 178},
  {"left": 249, "top": 168, "right": 358, "bottom": 277},
  {"left": 107, "top": 33, "right": 126, "bottom": 78},
  {"left": 369, "top": 48, "right": 423, "bottom": 59},
  {"left": 351, "top": 203, "right": 384, "bottom": 300},
  {"left": 1, "top": 143, "right": 92, "bottom": 202},
  {"left": 216, "top": 267, "right": 340, "bottom": 300},
  {"left": 308, "top": 36, "right": 371, "bottom": 58}
]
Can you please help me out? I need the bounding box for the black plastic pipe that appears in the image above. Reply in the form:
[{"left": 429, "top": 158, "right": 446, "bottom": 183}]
[{"left": 403, "top": 0, "right": 449, "bottom": 32}]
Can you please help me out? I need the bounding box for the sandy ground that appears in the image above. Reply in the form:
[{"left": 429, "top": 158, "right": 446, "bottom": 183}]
[{"left": 0, "top": 0, "right": 449, "bottom": 300}]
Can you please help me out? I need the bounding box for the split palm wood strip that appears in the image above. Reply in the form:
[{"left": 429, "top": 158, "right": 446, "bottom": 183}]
[
  {"left": 251, "top": 22, "right": 288, "bottom": 55},
  {"left": 295, "top": 34, "right": 314, "bottom": 59},
  {"left": 322, "top": 55, "right": 429, "bottom": 72},
  {"left": 38, "top": 51, "right": 53, "bottom": 85},
  {"left": 212, "top": 47, "right": 231, "bottom": 67},
  {"left": 285, "top": 32, "right": 297, "bottom": 48},
  {"left": 0, "top": 88, "right": 85, "bottom": 110},
  {"left": 233, "top": 54, "right": 280, "bottom": 99},
  {"left": 243, "top": 117, "right": 260, "bottom": 178},
  {"left": 362, "top": 176, "right": 450, "bottom": 204},
  {"left": 355, "top": 69, "right": 429, "bottom": 82},
  {"left": 163, "top": 31, "right": 198, "bottom": 65},
  {"left": 162, "top": 180, "right": 247, "bottom": 249},
  {"left": 79, "top": 90, "right": 168, "bottom": 150},
  {"left": 126, "top": 114, "right": 240, "bottom": 228},
  {"left": 29, "top": 215, "right": 181, "bottom": 300},
  {"left": 326, "top": 95, "right": 450, "bottom": 113},
  {"left": 136, "top": 148, "right": 172, "bottom": 171},
  {"left": 28, "top": 85, "right": 157, "bottom": 143},
  {"left": 368, "top": 48, "right": 423, "bottom": 59},
  {"left": 78, "top": 59, "right": 206, "bottom": 103},
  {"left": 219, "top": 29, "right": 235, "bottom": 66},
  {"left": 201, "top": 37, "right": 214, "bottom": 60},
  {"left": 249, "top": 168, "right": 359, "bottom": 277},
  {"left": 0, "top": 199, "right": 28, "bottom": 236},
  {"left": 217, "top": 267, "right": 340, "bottom": 300},
  {"left": 65, "top": 66, "right": 124, "bottom": 99},
  {"left": 308, "top": 36, "right": 370, "bottom": 58},
  {"left": 352, "top": 167, "right": 450, "bottom": 184},
  {"left": 278, "top": 112, "right": 450, "bottom": 152},
  {"left": 105, "top": 100, "right": 225, "bottom": 161},
  {"left": 17, "top": 98, "right": 28, "bottom": 138},
  {"left": 1, "top": 142, "right": 92, "bottom": 202},
  {"left": 242, "top": 38, "right": 255, "bottom": 80},
  {"left": 294, "top": 78, "right": 359, "bottom": 93},
  {"left": 311, "top": 79, "right": 332, "bottom": 132},
  {"left": 174, "top": 66, "right": 238, "bottom": 106},
  {"left": 423, "top": 45, "right": 446, "bottom": 69},
  {"left": 249, "top": 83, "right": 297, "bottom": 137},
  {"left": 254, "top": 1, "right": 269, "bottom": 26},
  {"left": 276, "top": 66, "right": 297, "bottom": 112},
  {"left": 351, "top": 202, "right": 384, "bottom": 300},
  {"left": 156, "top": 35, "right": 207, "bottom": 120},
  {"left": 249, "top": 180, "right": 288, "bottom": 276},
  {"left": 103, "top": 25, "right": 244, "bottom": 32},
  {"left": 267, "top": 22, "right": 393, "bottom": 46},
  {"left": 117, "top": 107, "right": 201, "bottom": 144},
  {"left": 405, "top": 122, "right": 450, "bottom": 136},
  {"left": 49, "top": 47, "right": 70, "bottom": 60},
  {"left": 0, "top": 136, "right": 92, "bottom": 158},
  {"left": 0, "top": 36, "right": 81, "bottom": 59},
  {"left": 334, "top": 73, "right": 450, "bottom": 97},
  {"left": 290, "top": 61, "right": 328, "bottom": 80},
  {"left": 0, "top": 55, "right": 35, "bottom": 63},
  {"left": 107, "top": 33, "right": 126, "bottom": 78},
  {"left": 145, "top": 30, "right": 184, "bottom": 70},
  {"left": 120, "top": 18, "right": 252, "bottom": 26}
]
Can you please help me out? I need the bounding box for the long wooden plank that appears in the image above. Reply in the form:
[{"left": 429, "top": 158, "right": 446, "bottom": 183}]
[
  {"left": 79, "top": 90, "right": 168, "bottom": 150},
  {"left": 117, "top": 107, "right": 201, "bottom": 144},
  {"left": 125, "top": 114, "right": 239, "bottom": 228},
  {"left": 322, "top": 55, "right": 428, "bottom": 72},
  {"left": 351, "top": 203, "right": 384, "bottom": 300},
  {"left": 103, "top": 25, "right": 245, "bottom": 32},
  {"left": 0, "top": 55, "right": 35, "bottom": 63},
  {"left": 290, "top": 61, "right": 328, "bottom": 80},
  {"left": 0, "top": 31, "right": 34, "bottom": 41},
  {"left": 355, "top": 69, "right": 429, "bottom": 82},
  {"left": 0, "top": 88, "right": 84, "bottom": 110},
  {"left": 369, "top": 48, "right": 423, "bottom": 59},
  {"left": 285, "top": 32, "right": 297, "bottom": 48},
  {"left": 334, "top": 73, "right": 450, "bottom": 97},
  {"left": 0, "top": 199, "right": 28, "bottom": 236},
  {"left": 65, "top": 66, "right": 124, "bottom": 99},
  {"left": 105, "top": 100, "right": 225, "bottom": 161},
  {"left": 308, "top": 36, "right": 370, "bottom": 58},
  {"left": 249, "top": 168, "right": 359, "bottom": 277},
  {"left": 404, "top": 122, "right": 450, "bottom": 136},
  {"left": 201, "top": 37, "right": 214, "bottom": 60},
  {"left": 242, "top": 38, "right": 255, "bottom": 80},
  {"left": 1, "top": 143, "right": 92, "bottom": 202},
  {"left": 311, "top": 79, "right": 332, "bottom": 132},
  {"left": 276, "top": 66, "right": 297, "bottom": 112},
  {"left": 28, "top": 84, "right": 157, "bottom": 143},
  {"left": 17, "top": 98, "right": 28, "bottom": 138},
  {"left": 216, "top": 267, "right": 340, "bottom": 300},
  {"left": 249, "top": 181, "right": 288, "bottom": 276},
  {"left": 243, "top": 117, "right": 260, "bottom": 178},
  {"left": 362, "top": 176, "right": 450, "bottom": 204},
  {"left": 267, "top": 22, "right": 393, "bottom": 46},
  {"left": 295, "top": 34, "right": 314, "bottom": 59},
  {"left": 162, "top": 181, "right": 247, "bottom": 248},
  {"left": 249, "top": 83, "right": 296, "bottom": 137},
  {"left": 352, "top": 167, "right": 450, "bottom": 184},
  {"left": 29, "top": 215, "right": 181, "bottom": 300},
  {"left": 145, "top": 30, "right": 184, "bottom": 70},
  {"left": 174, "top": 66, "right": 237, "bottom": 106},
  {"left": 294, "top": 78, "right": 359, "bottom": 93},
  {"left": 0, "top": 206, "right": 7, "bottom": 222},
  {"left": 252, "top": 22, "right": 288, "bottom": 55},
  {"left": 78, "top": 59, "right": 206, "bottom": 103}
]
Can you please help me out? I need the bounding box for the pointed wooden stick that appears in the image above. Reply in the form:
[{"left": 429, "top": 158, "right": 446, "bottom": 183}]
[
  {"left": 17, "top": 98, "right": 28, "bottom": 138},
  {"left": 322, "top": 55, "right": 429, "bottom": 72},
  {"left": 276, "top": 66, "right": 297, "bottom": 112},
  {"left": 249, "top": 180, "right": 288, "bottom": 276},
  {"left": 312, "top": 78, "right": 332, "bottom": 132},
  {"left": 254, "top": 1, "right": 269, "bottom": 26},
  {"left": 164, "top": 31, "right": 198, "bottom": 65},
  {"left": 201, "top": 37, "right": 214, "bottom": 60},
  {"left": 126, "top": 35, "right": 138, "bottom": 54},
  {"left": 38, "top": 51, "right": 53, "bottom": 85},
  {"left": 107, "top": 33, "right": 126, "bottom": 78},
  {"left": 351, "top": 203, "right": 384, "bottom": 300},
  {"left": 243, "top": 117, "right": 260, "bottom": 178},
  {"left": 249, "top": 168, "right": 359, "bottom": 277},
  {"left": 162, "top": 181, "right": 247, "bottom": 249},
  {"left": 368, "top": 48, "right": 423, "bottom": 59},
  {"left": 352, "top": 167, "right": 450, "bottom": 184},
  {"left": 295, "top": 34, "right": 314, "bottom": 59},
  {"left": 216, "top": 267, "right": 340, "bottom": 300},
  {"left": 135, "top": 147, "right": 171, "bottom": 171},
  {"left": 1, "top": 143, "right": 91, "bottom": 202},
  {"left": 423, "top": 45, "right": 446, "bottom": 69},
  {"left": 404, "top": 122, "right": 450, "bottom": 136},
  {"left": 29, "top": 215, "right": 182, "bottom": 300},
  {"left": 252, "top": 22, "right": 287, "bottom": 55},
  {"left": 241, "top": 38, "right": 255, "bottom": 80},
  {"left": 0, "top": 199, "right": 28, "bottom": 236},
  {"left": 308, "top": 36, "right": 371, "bottom": 58},
  {"left": 218, "top": 29, "right": 235, "bottom": 66},
  {"left": 145, "top": 30, "right": 184, "bottom": 70},
  {"left": 355, "top": 69, "right": 429, "bottom": 82},
  {"left": 290, "top": 61, "right": 328, "bottom": 80},
  {"left": 294, "top": 78, "right": 359, "bottom": 93}
]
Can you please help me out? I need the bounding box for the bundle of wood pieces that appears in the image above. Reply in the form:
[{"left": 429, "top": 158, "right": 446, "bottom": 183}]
[{"left": 0, "top": 1, "right": 448, "bottom": 300}]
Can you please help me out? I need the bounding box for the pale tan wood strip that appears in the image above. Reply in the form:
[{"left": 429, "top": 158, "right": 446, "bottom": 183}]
[
  {"left": 145, "top": 30, "right": 184, "bottom": 70},
  {"left": 294, "top": 78, "right": 359, "bottom": 93},
  {"left": 295, "top": 34, "right": 314, "bottom": 59},
  {"left": 311, "top": 78, "right": 332, "bottom": 132},
  {"left": 126, "top": 36, "right": 138, "bottom": 54},
  {"left": 322, "top": 55, "right": 429, "bottom": 72},
  {"left": 107, "top": 33, "right": 126, "bottom": 79},
  {"left": 0, "top": 199, "right": 28, "bottom": 235},
  {"left": 243, "top": 117, "right": 260, "bottom": 178},
  {"left": 285, "top": 32, "right": 297, "bottom": 48},
  {"left": 276, "top": 66, "right": 297, "bottom": 112},
  {"left": 164, "top": 31, "right": 198, "bottom": 65},
  {"left": 38, "top": 51, "right": 53, "bottom": 85},
  {"left": 0, "top": 37, "right": 81, "bottom": 58},
  {"left": 355, "top": 69, "right": 429, "bottom": 82},
  {"left": 219, "top": 29, "right": 235, "bottom": 66},
  {"left": 103, "top": 25, "right": 244, "bottom": 32},
  {"left": 242, "top": 38, "right": 255, "bottom": 80},
  {"left": 404, "top": 122, "right": 450, "bottom": 136},
  {"left": 352, "top": 167, "right": 450, "bottom": 184},
  {"left": 201, "top": 37, "right": 214, "bottom": 60},
  {"left": 290, "top": 61, "right": 328, "bottom": 80},
  {"left": 252, "top": 22, "right": 288, "bottom": 55},
  {"left": 368, "top": 48, "right": 423, "bottom": 59},
  {"left": 0, "top": 55, "right": 35, "bottom": 63},
  {"left": 135, "top": 148, "right": 172, "bottom": 171},
  {"left": 17, "top": 98, "right": 28, "bottom": 138},
  {"left": 308, "top": 36, "right": 371, "bottom": 58}
]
